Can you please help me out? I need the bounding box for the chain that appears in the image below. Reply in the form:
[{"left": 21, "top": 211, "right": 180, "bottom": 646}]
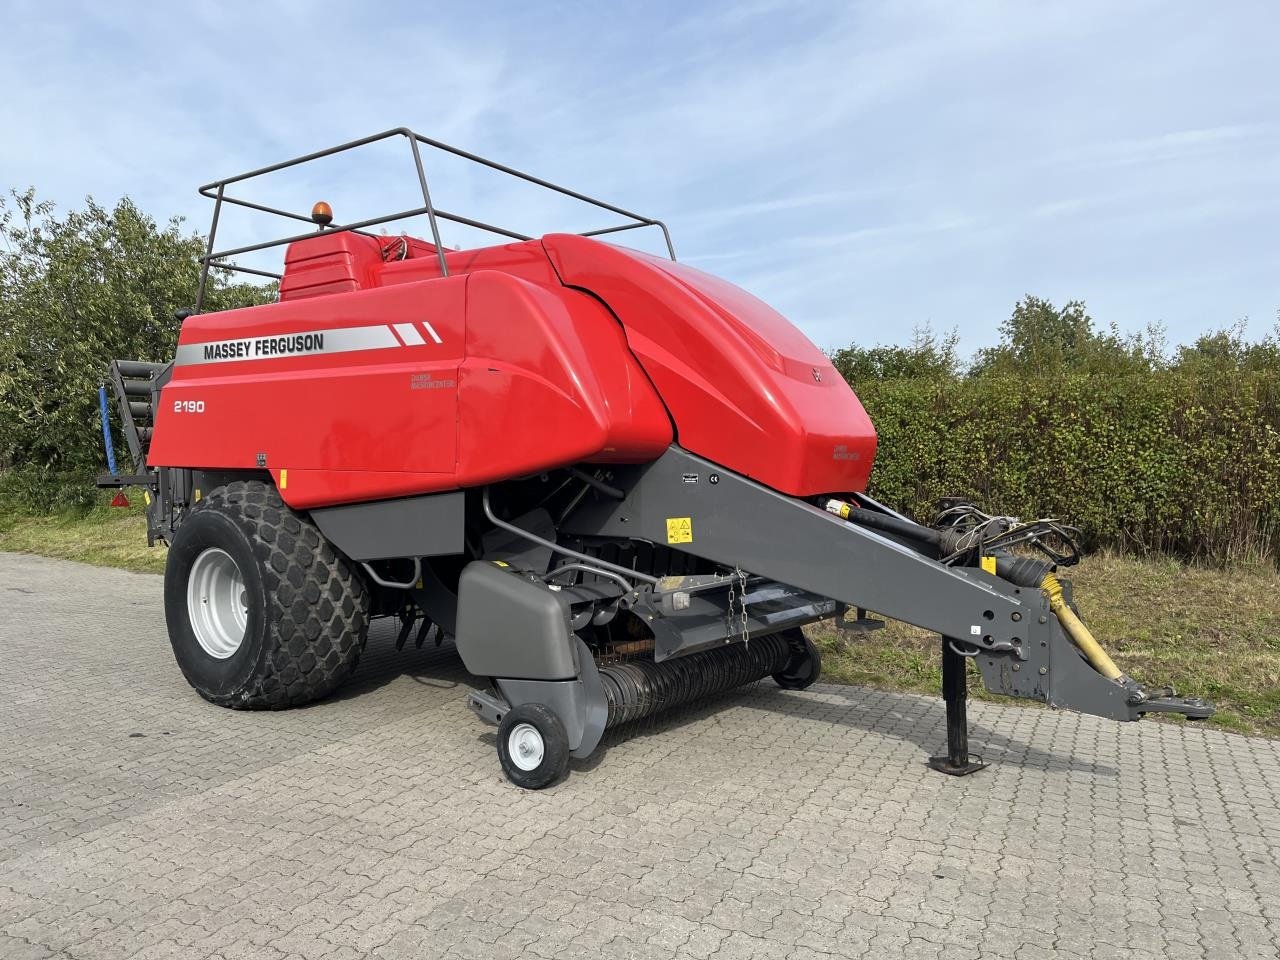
[
  {"left": 723, "top": 567, "right": 751, "bottom": 646},
  {"left": 726, "top": 571, "right": 737, "bottom": 644},
  {"left": 735, "top": 566, "right": 749, "bottom": 646}
]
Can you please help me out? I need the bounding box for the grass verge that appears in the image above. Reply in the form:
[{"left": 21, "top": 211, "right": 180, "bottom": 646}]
[
  {"left": 2, "top": 503, "right": 1276, "bottom": 736},
  {"left": 0, "top": 501, "right": 164, "bottom": 574}
]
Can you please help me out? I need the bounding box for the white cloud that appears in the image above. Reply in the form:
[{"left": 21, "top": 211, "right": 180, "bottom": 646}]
[
  {"left": 0, "top": 0, "right": 1275, "bottom": 351},
  {"left": 1054, "top": 123, "right": 1274, "bottom": 170}
]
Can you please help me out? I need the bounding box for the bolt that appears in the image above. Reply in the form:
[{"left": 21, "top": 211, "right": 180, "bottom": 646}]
[
  {"left": 1012, "top": 664, "right": 1021, "bottom": 672},
  {"left": 1011, "top": 611, "right": 1022, "bottom": 622},
  {"left": 1038, "top": 615, "right": 1047, "bottom": 624},
  {"left": 1039, "top": 667, "right": 1048, "bottom": 675}
]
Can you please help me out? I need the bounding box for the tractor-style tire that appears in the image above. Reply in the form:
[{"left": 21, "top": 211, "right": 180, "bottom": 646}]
[{"left": 164, "top": 480, "right": 369, "bottom": 709}]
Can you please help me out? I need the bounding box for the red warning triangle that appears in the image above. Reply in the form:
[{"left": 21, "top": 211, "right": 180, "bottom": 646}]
[{"left": 110, "top": 491, "right": 130, "bottom": 508}]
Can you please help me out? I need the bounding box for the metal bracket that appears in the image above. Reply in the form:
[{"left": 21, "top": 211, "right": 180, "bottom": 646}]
[
  {"left": 835, "top": 605, "right": 886, "bottom": 637},
  {"left": 467, "top": 687, "right": 508, "bottom": 726}
]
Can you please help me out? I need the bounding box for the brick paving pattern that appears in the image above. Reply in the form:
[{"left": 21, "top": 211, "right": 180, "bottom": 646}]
[{"left": 2, "top": 551, "right": 1278, "bottom": 959}]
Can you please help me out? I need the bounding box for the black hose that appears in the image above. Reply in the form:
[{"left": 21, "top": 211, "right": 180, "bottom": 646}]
[{"left": 840, "top": 507, "right": 942, "bottom": 547}]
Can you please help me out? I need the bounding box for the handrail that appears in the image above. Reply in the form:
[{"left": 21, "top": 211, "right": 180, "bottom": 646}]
[{"left": 195, "top": 127, "right": 675, "bottom": 311}]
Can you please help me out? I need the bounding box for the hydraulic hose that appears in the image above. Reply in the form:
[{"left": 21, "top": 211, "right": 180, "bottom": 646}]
[
  {"left": 1040, "top": 573, "right": 1129, "bottom": 684},
  {"left": 824, "top": 499, "right": 942, "bottom": 548},
  {"left": 826, "top": 499, "right": 1131, "bottom": 686}
]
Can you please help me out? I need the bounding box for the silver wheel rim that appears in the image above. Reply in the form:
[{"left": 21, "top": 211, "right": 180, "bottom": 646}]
[
  {"left": 187, "top": 547, "right": 248, "bottom": 659},
  {"left": 508, "top": 723, "right": 545, "bottom": 772}
]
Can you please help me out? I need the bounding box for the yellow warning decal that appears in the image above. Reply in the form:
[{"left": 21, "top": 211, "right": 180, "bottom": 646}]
[
  {"left": 143, "top": 491, "right": 152, "bottom": 505},
  {"left": 980, "top": 555, "right": 997, "bottom": 575},
  {"left": 666, "top": 517, "right": 693, "bottom": 544},
  {"left": 193, "top": 488, "right": 202, "bottom": 502},
  {"left": 493, "top": 560, "right": 509, "bottom": 567},
  {"left": 279, "top": 469, "right": 288, "bottom": 490}
]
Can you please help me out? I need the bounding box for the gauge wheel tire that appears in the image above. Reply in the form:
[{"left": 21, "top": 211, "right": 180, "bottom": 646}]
[
  {"left": 772, "top": 628, "right": 822, "bottom": 690},
  {"left": 497, "top": 703, "right": 571, "bottom": 789},
  {"left": 164, "top": 480, "right": 369, "bottom": 709}
]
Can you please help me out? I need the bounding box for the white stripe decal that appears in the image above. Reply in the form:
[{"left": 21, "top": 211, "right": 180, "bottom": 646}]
[
  {"left": 175, "top": 324, "right": 404, "bottom": 365},
  {"left": 421, "top": 321, "right": 444, "bottom": 345},
  {"left": 393, "top": 322, "right": 426, "bottom": 346}
]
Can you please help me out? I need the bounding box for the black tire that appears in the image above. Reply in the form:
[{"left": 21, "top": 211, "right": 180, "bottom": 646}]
[
  {"left": 496, "top": 703, "right": 570, "bottom": 789},
  {"left": 164, "top": 480, "right": 369, "bottom": 709},
  {"left": 772, "top": 627, "right": 822, "bottom": 690}
]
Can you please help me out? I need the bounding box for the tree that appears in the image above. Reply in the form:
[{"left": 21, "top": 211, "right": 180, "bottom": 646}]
[
  {"left": 971, "top": 296, "right": 1091, "bottom": 374},
  {"left": 0, "top": 189, "right": 275, "bottom": 507},
  {"left": 829, "top": 323, "right": 960, "bottom": 384},
  {"left": 1173, "top": 319, "right": 1280, "bottom": 372},
  {"left": 972, "top": 295, "right": 1160, "bottom": 376}
]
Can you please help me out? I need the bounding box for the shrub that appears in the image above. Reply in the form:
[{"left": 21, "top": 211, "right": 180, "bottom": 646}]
[{"left": 0, "top": 190, "right": 273, "bottom": 508}]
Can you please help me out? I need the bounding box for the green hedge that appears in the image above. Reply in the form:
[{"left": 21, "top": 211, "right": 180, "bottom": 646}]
[{"left": 855, "top": 371, "right": 1280, "bottom": 564}]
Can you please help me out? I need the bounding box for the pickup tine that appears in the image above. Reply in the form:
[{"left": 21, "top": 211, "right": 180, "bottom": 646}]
[{"left": 395, "top": 614, "right": 415, "bottom": 651}]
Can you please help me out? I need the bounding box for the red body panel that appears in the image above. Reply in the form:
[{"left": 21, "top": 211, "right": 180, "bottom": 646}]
[
  {"left": 542, "top": 235, "right": 877, "bottom": 495},
  {"left": 150, "top": 280, "right": 466, "bottom": 506},
  {"left": 150, "top": 231, "right": 876, "bottom": 507},
  {"left": 149, "top": 252, "right": 672, "bottom": 508},
  {"left": 458, "top": 271, "right": 673, "bottom": 485}
]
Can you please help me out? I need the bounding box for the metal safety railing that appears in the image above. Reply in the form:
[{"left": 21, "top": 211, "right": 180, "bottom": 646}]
[{"left": 194, "top": 127, "right": 677, "bottom": 311}]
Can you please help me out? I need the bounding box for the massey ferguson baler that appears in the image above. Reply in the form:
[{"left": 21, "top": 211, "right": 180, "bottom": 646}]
[{"left": 99, "top": 129, "right": 1211, "bottom": 788}]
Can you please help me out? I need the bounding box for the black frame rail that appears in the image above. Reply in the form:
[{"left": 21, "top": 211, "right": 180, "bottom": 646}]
[{"left": 195, "top": 127, "right": 677, "bottom": 311}]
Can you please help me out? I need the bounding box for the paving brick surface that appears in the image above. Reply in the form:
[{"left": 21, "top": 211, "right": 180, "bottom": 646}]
[{"left": 2, "top": 551, "right": 1278, "bottom": 959}]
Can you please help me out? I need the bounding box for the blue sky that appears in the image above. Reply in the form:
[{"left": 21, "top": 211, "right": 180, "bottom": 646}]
[{"left": 1, "top": 1, "right": 1275, "bottom": 353}]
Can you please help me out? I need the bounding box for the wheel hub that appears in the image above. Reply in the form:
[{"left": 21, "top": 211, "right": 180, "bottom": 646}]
[
  {"left": 187, "top": 547, "right": 248, "bottom": 659},
  {"left": 507, "top": 722, "right": 545, "bottom": 771}
]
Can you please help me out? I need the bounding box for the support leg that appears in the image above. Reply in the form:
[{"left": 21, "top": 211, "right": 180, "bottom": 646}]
[{"left": 928, "top": 637, "right": 986, "bottom": 776}]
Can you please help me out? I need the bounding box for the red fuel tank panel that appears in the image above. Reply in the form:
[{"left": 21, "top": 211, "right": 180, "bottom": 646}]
[{"left": 542, "top": 235, "right": 878, "bottom": 496}]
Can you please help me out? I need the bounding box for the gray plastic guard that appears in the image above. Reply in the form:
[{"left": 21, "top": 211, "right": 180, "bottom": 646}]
[
  {"left": 311, "top": 491, "right": 464, "bottom": 561},
  {"left": 455, "top": 560, "right": 578, "bottom": 681}
]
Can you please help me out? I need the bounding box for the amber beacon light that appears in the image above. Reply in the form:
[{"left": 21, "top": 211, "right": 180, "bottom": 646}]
[{"left": 310, "top": 200, "right": 334, "bottom": 227}]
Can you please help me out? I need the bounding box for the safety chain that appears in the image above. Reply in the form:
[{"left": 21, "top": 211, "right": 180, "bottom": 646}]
[
  {"left": 734, "top": 566, "right": 749, "bottom": 646},
  {"left": 726, "top": 571, "right": 737, "bottom": 644}
]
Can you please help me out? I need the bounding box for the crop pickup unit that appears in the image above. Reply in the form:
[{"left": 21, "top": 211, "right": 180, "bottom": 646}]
[{"left": 98, "top": 128, "right": 1211, "bottom": 788}]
